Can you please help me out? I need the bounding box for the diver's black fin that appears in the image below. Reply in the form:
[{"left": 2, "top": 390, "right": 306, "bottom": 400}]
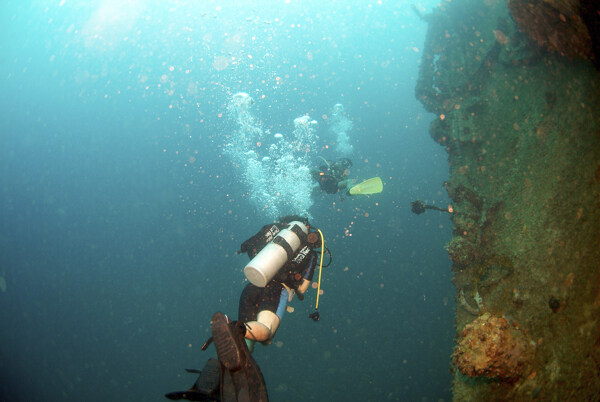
[
  {"left": 165, "top": 358, "right": 221, "bottom": 401},
  {"left": 194, "top": 359, "right": 221, "bottom": 395},
  {"left": 211, "top": 313, "right": 244, "bottom": 371},
  {"left": 211, "top": 312, "right": 269, "bottom": 402},
  {"left": 164, "top": 390, "right": 215, "bottom": 401}
]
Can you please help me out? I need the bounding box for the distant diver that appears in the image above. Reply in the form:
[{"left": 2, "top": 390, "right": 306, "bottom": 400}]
[
  {"left": 311, "top": 157, "right": 383, "bottom": 196},
  {"left": 311, "top": 157, "right": 354, "bottom": 194}
]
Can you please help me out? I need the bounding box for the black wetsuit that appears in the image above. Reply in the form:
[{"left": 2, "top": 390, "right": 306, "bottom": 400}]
[{"left": 316, "top": 172, "right": 340, "bottom": 194}]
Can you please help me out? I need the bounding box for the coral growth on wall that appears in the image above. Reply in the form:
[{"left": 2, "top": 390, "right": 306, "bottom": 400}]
[{"left": 415, "top": 0, "right": 600, "bottom": 399}]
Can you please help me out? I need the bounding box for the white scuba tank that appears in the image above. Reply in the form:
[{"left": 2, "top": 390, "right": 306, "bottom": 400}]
[{"left": 244, "top": 221, "right": 308, "bottom": 287}]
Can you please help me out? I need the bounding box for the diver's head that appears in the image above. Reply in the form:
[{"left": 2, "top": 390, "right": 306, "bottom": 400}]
[
  {"left": 278, "top": 215, "right": 310, "bottom": 227},
  {"left": 340, "top": 158, "right": 352, "bottom": 169}
]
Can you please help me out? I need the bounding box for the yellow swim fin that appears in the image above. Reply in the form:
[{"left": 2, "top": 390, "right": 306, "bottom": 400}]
[{"left": 348, "top": 177, "right": 383, "bottom": 195}]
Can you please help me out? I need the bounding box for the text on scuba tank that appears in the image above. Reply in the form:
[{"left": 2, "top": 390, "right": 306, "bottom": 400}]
[
  {"left": 265, "top": 225, "right": 280, "bottom": 243},
  {"left": 292, "top": 245, "right": 310, "bottom": 264}
]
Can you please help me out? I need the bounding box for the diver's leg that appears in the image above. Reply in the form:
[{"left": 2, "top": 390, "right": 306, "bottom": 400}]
[
  {"left": 244, "top": 310, "right": 280, "bottom": 343},
  {"left": 238, "top": 283, "right": 260, "bottom": 350},
  {"left": 338, "top": 178, "right": 355, "bottom": 190},
  {"left": 239, "top": 283, "right": 284, "bottom": 345}
]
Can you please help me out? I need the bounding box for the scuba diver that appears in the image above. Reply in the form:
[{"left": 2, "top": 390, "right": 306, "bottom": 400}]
[
  {"left": 311, "top": 157, "right": 354, "bottom": 195},
  {"left": 237, "top": 215, "right": 324, "bottom": 349},
  {"left": 311, "top": 157, "right": 384, "bottom": 197},
  {"left": 166, "top": 215, "right": 329, "bottom": 402}
]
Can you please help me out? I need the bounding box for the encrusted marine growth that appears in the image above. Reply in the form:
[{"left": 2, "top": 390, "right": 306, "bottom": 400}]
[
  {"left": 453, "top": 313, "right": 534, "bottom": 382},
  {"left": 414, "top": 0, "right": 509, "bottom": 115},
  {"left": 508, "top": 0, "right": 594, "bottom": 60},
  {"left": 445, "top": 236, "right": 476, "bottom": 267}
]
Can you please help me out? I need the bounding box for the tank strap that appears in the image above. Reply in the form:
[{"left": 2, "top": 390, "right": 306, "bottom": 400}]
[
  {"left": 289, "top": 223, "right": 308, "bottom": 243},
  {"left": 272, "top": 236, "right": 293, "bottom": 260}
]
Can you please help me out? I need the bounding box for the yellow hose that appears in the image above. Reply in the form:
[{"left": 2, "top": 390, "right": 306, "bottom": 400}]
[{"left": 315, "top": 229, "right": 325, "bottom": 310}]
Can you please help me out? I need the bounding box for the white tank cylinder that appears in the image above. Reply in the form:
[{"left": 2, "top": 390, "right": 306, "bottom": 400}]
[{"left": 244, "top": 221, "right": 308, "bottom": 287}]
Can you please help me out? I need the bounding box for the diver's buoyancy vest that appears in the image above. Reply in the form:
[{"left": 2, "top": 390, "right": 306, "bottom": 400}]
[{"left": 239, "top": 224, "right": 283, "bottom": 259}]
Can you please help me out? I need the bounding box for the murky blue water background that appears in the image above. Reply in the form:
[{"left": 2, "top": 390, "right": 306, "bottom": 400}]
[{"left": 1, "top": 1, "right": 454, "bottom": 400}]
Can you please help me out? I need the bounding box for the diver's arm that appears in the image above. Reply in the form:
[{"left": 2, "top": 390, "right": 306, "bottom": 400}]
[
  {"left": 297, "top": 278, "right": 311, "bottom": 295},
  {"left": 297, "top": 253, "right": 317, "bottom": 296}
]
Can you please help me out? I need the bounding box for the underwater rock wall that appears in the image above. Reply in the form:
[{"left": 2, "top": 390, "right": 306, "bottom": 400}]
[{"left": 416, "top": 0, "right": 600, "bottom": 399}]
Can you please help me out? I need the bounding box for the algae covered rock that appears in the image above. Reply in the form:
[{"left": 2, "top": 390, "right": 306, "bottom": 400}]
[{"left": 453, "top": 313, "right": 535, "bottom": 382}]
